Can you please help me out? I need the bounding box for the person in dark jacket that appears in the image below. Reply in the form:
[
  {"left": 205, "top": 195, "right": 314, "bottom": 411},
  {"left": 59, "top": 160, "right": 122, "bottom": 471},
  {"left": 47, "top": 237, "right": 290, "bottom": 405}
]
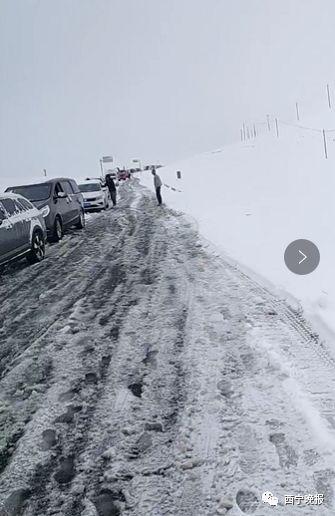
[
  {"left": 105, "top": 174, "right": 117, "bottom": 206},
  {"left": 152, "top": 168, "right": 162, "bottom": 205}
]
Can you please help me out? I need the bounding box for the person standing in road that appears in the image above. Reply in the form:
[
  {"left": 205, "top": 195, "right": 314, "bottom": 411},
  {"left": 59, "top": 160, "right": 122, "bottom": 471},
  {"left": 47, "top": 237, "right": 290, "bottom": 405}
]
[
  {"left": 152, "top": 168, "right": 162, "bottom": 205},
  {"left": 105, "top": 174, "right": 117, "bottom": 206}
]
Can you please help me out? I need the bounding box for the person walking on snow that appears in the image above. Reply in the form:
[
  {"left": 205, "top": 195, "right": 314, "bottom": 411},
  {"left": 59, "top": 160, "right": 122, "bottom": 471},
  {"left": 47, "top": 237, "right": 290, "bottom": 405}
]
[
  {"left": 105, "top": 174, "right": 117, "bottom": 206},
  {"left": 152, "top": 168, "right": 162, "bottom": 205}
]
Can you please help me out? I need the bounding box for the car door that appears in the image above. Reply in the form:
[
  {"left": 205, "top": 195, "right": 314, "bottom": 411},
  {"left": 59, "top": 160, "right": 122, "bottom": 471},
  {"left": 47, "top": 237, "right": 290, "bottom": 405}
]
[
  {"left": 0, "top": 199, "right": 20, "bottom": 262},
  {"left": 13, "top": 199, "right": 31, "bottom": 251},
  {"left": 2, "top": 198, "right": 29, "bottom": 252},
  {"left": 60, "top": 180, "right": 77, "bottom": 224},
  {"left": 53, "top": 182, "right": 71, "bottom": 226},
  {"left": 69, "top": 180, "right": 84, "bottom": 215}
]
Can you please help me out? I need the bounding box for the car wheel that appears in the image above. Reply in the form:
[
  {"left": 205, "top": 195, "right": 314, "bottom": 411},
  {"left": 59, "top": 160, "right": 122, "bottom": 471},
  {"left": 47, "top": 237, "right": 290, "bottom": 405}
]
[
  {"left": 75, "top": 210, "right": 85, "bottom": 229},
  {"left": 51, "top": 216, "right": 63, "bottom": 242},
  {"left": 27, "top": 229, "right": 45, "bottom": 264}
]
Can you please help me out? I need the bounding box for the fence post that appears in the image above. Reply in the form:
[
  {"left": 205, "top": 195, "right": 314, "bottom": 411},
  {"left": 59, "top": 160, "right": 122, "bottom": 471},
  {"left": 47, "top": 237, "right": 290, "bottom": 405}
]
[
  {"left": 296, "top": 102, "right": 300, "bottom": 121},
  {"left": 323, "top": 129, "right": 328, "bottom": 159},
  {"left": 327, "top": 84, "right": 332, "bottom": 109},
  {"left": 275, "top": 118, "right": 279, "bottom": 138}
]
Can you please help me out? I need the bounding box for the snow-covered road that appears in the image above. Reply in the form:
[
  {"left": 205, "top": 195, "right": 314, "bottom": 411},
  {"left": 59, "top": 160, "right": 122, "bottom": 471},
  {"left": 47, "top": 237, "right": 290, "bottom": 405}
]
[{"left": 0, "top": 180, "right": 334, "bottom": 515}]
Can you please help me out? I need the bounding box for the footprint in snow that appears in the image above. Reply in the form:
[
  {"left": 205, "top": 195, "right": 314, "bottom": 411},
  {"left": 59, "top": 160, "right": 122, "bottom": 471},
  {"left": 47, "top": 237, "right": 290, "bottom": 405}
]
[
  {"left": 236, "top": 489, "right": 259, "bottom": 513},
  {"left": 54, "top": 456, "right": 76, "bottom": 485}
]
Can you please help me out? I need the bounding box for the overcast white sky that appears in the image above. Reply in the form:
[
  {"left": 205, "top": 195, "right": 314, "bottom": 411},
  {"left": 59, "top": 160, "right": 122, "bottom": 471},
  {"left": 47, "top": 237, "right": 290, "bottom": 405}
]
[{"left": 1, "top": 0, "right": 335, "bottom": 187}]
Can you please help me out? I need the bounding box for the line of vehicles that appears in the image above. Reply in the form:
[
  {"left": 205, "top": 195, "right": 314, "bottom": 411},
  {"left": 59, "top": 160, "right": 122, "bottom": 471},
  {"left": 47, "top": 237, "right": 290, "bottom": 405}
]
[
  {"left": 0, "top": 174, "right": 120, "bottom": 272},
  {"left": 0, "top": 164, "right": 162, "bottom": 272}
]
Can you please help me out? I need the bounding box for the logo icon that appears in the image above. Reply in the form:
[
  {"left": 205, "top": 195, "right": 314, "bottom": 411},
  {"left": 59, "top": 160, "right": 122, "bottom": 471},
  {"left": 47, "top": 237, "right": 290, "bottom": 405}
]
[{"left": 262, "top": 492, "right": 278, "bottom": 507}]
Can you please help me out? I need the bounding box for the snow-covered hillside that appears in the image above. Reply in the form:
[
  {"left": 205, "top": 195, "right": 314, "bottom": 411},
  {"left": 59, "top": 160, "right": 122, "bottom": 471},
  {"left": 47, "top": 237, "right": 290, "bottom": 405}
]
[{"left": 140, "top": 115, "right": 335, "bottom": 341}]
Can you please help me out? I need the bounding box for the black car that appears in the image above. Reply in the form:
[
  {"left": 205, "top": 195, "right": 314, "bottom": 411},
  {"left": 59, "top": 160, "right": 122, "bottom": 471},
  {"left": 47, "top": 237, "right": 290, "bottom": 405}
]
[
  {"left": 6, "top": 178, "right": 85, "bottom": 242},
  {"left": 0, "top": 193, "right": 47, "bottom": 269}
]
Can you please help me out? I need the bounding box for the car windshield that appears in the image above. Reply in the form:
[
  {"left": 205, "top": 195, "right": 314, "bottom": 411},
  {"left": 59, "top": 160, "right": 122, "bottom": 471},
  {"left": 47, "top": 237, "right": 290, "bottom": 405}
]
[
  {"left": 8, "top": 184, "right": 51, "bottom": 202},
  {"left": 79, "top": 183, "right": 101, "bottom": 192}
]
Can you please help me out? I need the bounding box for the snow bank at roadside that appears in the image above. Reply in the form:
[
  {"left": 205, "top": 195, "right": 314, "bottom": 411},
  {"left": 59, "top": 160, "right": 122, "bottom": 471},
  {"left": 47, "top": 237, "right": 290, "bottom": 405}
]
[{"left": 140, "top": 123, "right": 335, "bottom": 339}]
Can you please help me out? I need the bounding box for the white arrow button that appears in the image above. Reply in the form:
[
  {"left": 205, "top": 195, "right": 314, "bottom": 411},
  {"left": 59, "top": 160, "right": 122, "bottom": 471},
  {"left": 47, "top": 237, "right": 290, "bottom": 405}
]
[
  {"left": 298, "top": 250, "right": 307, "bottom": 264},
  {"left": 285, "top": 239, "right": 320, "bottom": 275}
]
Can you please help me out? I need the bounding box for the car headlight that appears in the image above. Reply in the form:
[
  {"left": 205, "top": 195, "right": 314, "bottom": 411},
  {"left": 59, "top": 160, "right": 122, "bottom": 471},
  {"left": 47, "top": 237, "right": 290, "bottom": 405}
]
[{"left": 40, "top": 205, "right": 50, "bottom": 218}]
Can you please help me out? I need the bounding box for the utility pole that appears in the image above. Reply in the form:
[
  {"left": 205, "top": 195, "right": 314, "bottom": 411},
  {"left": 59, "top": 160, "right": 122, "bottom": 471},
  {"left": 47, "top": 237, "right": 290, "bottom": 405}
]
[
  {"left": 323, "top": 129, "right": 328, "bottom": 159},
  {"left": 296, "top": 102, "right": 300, "bottom": 121},
  {"left": 275, "top": 118, "right": 279, "bottom": 138},
  {"left": 327, "top": 84, "right": 332, "bottom": 109}
]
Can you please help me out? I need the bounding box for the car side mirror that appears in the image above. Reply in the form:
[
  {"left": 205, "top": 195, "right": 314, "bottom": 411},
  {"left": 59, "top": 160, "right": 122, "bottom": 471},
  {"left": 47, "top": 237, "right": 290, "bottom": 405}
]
[{"left": 57, "top": 191, "right": 67, "bottom": 199}]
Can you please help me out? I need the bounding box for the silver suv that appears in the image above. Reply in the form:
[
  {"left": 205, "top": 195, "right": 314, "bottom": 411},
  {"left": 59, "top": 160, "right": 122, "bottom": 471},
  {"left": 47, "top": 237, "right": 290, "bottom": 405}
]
[{"left": 0, "top": 193, "right": 47, "bottom": 268}]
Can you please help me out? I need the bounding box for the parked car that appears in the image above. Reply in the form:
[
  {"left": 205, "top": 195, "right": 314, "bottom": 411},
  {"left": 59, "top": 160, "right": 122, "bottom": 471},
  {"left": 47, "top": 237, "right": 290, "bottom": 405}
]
[
  {"left": 0, "top": 193, "right": 47, "bottom": 269},
  {"left": 85, "top": 176, "right": 107, "bottom": 187},
  {"left": 78, "top": 180, "right": 110, "bottom": 212},
  {"left": 6, "top": 178, "right": 85, "bottom": 242},
  {"left": 117, "top": 170, "right": 128, "bottom": 181}
]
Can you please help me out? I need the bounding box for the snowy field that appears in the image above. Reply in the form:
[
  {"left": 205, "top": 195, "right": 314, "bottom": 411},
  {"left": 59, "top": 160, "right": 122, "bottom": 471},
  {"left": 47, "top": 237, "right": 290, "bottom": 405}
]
[
  {"left": 1, "top": 180, "right": 335, "bottom": 514},
  {"left": 140, "top": 118, "right": 335, "bottom": 344}
]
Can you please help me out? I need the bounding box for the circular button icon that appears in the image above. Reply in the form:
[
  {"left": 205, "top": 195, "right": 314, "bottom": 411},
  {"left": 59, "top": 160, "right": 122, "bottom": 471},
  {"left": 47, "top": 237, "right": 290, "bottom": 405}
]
[{"left": 284, "top": 239, "right": 320, "bottom": 275}]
